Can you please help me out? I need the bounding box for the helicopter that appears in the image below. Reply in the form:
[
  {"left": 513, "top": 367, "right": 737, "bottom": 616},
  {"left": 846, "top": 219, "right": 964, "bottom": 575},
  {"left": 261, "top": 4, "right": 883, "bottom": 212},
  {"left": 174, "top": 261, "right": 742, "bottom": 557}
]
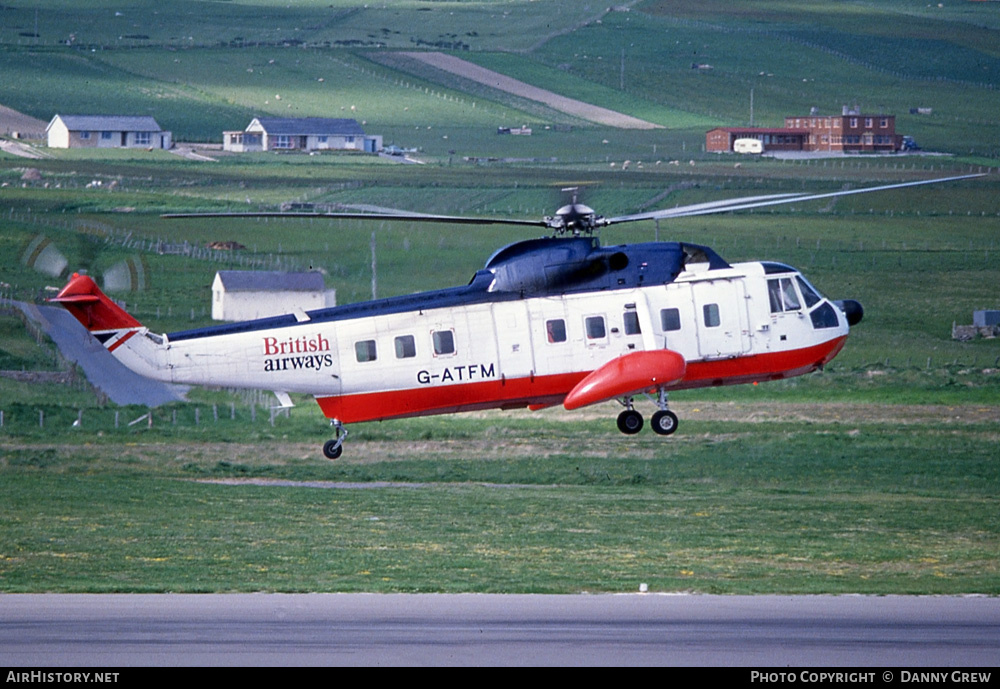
[{"left": 51, "top": 174, "right": 980, "bottom": 458}]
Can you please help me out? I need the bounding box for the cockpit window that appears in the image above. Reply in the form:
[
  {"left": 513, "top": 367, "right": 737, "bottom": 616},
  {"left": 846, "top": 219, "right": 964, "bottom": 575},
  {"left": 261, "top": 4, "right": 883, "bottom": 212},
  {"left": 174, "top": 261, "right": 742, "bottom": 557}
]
[
  {"left": 767, "top": 280, "right": 783, "bottom": 313},
  {"left": 781, "top": 278, "right": 801, "bottom": 310},
  {"left": 810, "top": 302, "right": 840, "bottom": 329},
  {"left": 768, "top": 277, "right": 802, "bottom": 313},
  {"left": 796, "top": 276, "right": 821, "bottom": 308}
]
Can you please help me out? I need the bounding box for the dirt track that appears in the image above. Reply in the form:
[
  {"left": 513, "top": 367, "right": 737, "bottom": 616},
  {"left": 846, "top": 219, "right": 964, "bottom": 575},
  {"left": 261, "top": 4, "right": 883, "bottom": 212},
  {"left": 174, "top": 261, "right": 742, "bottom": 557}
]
[
  {"left": 8, "top": 402, "right": 992, "bottom": 468},
  {"left": 400, "top": 52, "right": 663, "bottom": 130}
]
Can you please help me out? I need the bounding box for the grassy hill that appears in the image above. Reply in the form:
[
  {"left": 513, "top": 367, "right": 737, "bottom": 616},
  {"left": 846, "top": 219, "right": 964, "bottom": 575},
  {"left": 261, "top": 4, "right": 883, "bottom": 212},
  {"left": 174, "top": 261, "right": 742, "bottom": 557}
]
[{"left": 1, "top": 0, "right": 998, "bottom": 155}]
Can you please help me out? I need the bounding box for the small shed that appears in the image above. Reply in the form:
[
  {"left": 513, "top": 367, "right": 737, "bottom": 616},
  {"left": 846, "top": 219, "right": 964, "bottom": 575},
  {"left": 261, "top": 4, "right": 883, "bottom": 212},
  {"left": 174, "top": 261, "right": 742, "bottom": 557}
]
[
  {"left": 47, "top": 115, "right": 172, "bottom": 149},
  {"left": 974, "top": 310, "right": 1000, "bottom": 328},
  {"left": 212, "top": 271, "right": 336, "bottom": 321}
]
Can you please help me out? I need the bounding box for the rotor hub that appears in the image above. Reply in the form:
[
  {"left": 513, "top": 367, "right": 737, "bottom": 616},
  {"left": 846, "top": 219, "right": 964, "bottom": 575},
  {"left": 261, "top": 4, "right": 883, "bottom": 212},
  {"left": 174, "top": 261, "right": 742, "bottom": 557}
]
[{"left": 548, "top": 203, "right": 601, "bottom": 235}]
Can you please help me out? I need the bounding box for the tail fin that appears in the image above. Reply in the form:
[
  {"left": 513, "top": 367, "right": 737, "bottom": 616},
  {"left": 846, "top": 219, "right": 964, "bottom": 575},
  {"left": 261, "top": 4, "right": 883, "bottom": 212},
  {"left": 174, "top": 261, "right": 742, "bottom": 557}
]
[{"left": 50, "top": 273, "right": 141, "bottom": 333}]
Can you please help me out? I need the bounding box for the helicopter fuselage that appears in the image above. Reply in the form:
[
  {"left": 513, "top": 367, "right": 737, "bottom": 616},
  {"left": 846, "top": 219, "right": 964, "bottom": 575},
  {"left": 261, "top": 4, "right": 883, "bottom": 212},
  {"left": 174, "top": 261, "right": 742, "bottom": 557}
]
[{"left": 55, "top": 237, "right": 857, "bottom": 436}]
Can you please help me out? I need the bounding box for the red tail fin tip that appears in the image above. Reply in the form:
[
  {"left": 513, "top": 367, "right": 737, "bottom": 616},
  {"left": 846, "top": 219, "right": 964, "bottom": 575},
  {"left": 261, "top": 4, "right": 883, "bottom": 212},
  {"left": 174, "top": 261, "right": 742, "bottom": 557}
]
[{"left": 50, "top": 273, "right": 141, "bottom": 332}]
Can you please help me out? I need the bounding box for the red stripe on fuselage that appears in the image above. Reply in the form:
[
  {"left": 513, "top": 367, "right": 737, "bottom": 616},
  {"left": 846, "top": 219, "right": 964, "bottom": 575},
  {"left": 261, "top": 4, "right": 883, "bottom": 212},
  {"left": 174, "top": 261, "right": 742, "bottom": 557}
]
[
  {"left": 315, "top": 336, "right": 847, "bottom": 423},
  {"left": 316, "top": 372, "right": 587, "bottom": 424},
  {"left": 676, "top": 335, "right": 846, "bottom": 390},
  {"left": 106, "top": 329, "right": 138, "bottom": 353}
]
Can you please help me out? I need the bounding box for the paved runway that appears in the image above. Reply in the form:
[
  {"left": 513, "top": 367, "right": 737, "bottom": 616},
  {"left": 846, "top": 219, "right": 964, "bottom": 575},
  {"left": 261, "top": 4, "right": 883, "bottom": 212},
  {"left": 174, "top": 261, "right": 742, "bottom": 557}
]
[{"left": 2, "top": 594, "right": 998, "bottom": 666}]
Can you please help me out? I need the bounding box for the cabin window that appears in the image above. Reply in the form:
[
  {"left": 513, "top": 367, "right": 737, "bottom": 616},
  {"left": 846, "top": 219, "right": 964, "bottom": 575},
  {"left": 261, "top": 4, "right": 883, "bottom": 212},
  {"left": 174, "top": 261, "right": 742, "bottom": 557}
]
[
  {"left": 585, "top": 316, "right": 606, "bottom": 340},
  {"left": 101, "top": 131, "right": 113, "bottom": 140},
  {"left": 545, "top": 319, "right": 567, "bottom": 343},
  {"left": 623, "top": 311, "right": 641, "bottom": 335},
  {"left": 80, "top": 131, "right": 91, "bottom": 140},
  {"left": 703, "top": 304, "right": 721, "bottom": 328},
  {"left": 660, "top": 308, "right": 681, "bottom": 332},
  {"left": 432, "top": 330, "right": 455, "bottom": 356},
  {"left": 355, "top": 340, "right": 377, "bottom": 363},
  {"left": 135, "top": 131, "right": 151, "bottom": 146},
  {"left": 394, "top": 335, "right": 416, "bottom": 359}
]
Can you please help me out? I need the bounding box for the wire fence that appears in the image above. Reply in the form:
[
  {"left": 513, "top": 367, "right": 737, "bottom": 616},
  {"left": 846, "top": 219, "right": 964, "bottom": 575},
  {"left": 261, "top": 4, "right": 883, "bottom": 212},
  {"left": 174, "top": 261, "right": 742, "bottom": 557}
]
[{"left": 0, "top": 401, "right": 296, "bottom": 435}]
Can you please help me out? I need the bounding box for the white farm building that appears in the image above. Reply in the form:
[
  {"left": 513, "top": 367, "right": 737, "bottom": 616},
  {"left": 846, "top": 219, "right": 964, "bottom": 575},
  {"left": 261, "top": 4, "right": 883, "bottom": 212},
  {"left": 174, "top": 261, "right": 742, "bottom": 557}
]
[
  {"left": 46, "top": 115, "right": 172, "bottom": 149},
  {"left": 212, "top": 271, "right": 337, "bottom": 321},
  {"left": 223, "top": 117, "right": 382, "bottom": 153}
]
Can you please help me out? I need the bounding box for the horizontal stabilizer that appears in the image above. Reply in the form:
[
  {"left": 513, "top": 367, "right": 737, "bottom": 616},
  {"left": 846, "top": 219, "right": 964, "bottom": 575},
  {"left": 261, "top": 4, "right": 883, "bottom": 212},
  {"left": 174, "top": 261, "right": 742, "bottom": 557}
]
[
  {"left": 272, "top": 391, "right": 294, "bottom": 409},
  {"left": 563, "top": 349, "right": 686, "bottom": 410},
  {"left": 50, "top": 273, "right": 141, "bottom": 332}
]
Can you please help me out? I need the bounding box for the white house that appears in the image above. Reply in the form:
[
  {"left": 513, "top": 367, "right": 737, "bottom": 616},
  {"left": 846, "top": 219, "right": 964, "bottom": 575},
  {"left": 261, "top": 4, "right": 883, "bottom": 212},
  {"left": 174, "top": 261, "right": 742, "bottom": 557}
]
[
  {"left": 212, "top": 271, "right": 336, "bottom": 321},
  {"left": 223, "top": 117, "right": 382, "bottom": 153},
  {"left": 46, "top": 115, "right": 172, "bottom": 149}
]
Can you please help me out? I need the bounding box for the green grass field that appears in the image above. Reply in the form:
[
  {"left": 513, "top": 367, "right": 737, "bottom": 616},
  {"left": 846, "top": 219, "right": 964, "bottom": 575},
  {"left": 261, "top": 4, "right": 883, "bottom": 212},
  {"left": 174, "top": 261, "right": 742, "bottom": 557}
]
[
  {"left": 2, "top": 404, "right": 998, "bottom": 594},
  {"left": 1, "top": 0, "right": 998, "bottom": 594}
]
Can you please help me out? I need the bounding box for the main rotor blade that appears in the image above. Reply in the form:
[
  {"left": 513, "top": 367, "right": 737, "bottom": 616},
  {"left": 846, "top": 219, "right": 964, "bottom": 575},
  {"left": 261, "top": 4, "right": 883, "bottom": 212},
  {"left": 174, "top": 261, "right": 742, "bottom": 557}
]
[
  {"left": 602, "top": 174, "right": 986, "bottom": 225},
  {"left": 162, "top": 210, "right": 550, "bottom": 228},
  {"left": 604, "top": 193, "right": 809, "bottom": 225}
]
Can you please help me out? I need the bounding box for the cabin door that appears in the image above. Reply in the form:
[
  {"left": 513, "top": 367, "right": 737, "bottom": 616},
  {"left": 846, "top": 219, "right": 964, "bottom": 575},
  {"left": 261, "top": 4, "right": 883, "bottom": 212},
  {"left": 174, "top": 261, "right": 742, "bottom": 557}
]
[
  {"left": 491, "top": 302, "right": 536, "bottom": 382},
  {"left": 689, "top": 279, "right": 751, "bottom": 359}
]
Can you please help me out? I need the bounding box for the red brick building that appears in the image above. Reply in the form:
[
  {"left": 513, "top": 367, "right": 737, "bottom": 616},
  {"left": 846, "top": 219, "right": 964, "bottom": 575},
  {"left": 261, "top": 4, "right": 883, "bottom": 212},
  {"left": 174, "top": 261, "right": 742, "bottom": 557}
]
[
  {"left": 706, "top": 127, "right": 810, "bottom": 153},
  {"left": 708, "top": 107, "right": 903, "bottom": 154}
]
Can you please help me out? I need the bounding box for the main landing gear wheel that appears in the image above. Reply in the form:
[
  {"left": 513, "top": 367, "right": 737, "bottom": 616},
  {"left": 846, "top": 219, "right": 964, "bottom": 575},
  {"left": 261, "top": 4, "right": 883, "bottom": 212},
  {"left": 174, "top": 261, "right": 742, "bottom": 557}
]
[
  {"left": 650, "top": 410, "right": 679, "bottom": 436},
  {"left": 616, "top": 409, "right": 644, "bottom": 435},
  {"left": 322, "top": 438, "right": 343, "bottom": 460},
  {"left": 323, "top": 419, "right": 347, "bottom": 459}
]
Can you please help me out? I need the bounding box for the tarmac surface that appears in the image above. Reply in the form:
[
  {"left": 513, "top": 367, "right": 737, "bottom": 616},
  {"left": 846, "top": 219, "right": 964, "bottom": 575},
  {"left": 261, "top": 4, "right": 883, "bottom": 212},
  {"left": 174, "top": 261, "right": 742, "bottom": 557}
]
[{"left": 2, "top": 594, "right": 998, "bottom": 667}]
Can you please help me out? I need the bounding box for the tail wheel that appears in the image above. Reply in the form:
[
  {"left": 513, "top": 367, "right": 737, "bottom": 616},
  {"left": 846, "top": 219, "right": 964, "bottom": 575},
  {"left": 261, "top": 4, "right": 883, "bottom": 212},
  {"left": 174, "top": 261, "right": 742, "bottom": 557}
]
[
  {"left": 616, "top": 409, "right": 644, "bottom": 435},
  {"left": 650, "top": 410, "right": 678, "bottom": 436}
]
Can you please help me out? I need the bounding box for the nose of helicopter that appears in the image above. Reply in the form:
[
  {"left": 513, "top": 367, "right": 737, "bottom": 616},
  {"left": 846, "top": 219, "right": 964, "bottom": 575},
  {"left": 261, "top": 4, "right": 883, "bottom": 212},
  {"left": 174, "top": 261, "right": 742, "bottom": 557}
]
[{"left": 835, "top": 299, "right": 864, "bottom": 326}]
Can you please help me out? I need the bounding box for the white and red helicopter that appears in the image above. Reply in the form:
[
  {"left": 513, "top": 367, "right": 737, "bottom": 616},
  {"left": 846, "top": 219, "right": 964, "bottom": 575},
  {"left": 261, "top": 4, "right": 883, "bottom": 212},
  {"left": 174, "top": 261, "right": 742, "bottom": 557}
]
[{"left": 52, "top": 175, "right": 979, "bottom": 458}]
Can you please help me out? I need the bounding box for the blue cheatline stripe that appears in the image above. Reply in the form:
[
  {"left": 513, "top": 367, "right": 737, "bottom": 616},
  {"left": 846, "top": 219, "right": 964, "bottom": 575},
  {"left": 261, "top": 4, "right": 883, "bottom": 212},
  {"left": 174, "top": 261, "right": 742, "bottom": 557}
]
[{"left": 166, "top": 271, "right": 503, "bottom": 343}]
